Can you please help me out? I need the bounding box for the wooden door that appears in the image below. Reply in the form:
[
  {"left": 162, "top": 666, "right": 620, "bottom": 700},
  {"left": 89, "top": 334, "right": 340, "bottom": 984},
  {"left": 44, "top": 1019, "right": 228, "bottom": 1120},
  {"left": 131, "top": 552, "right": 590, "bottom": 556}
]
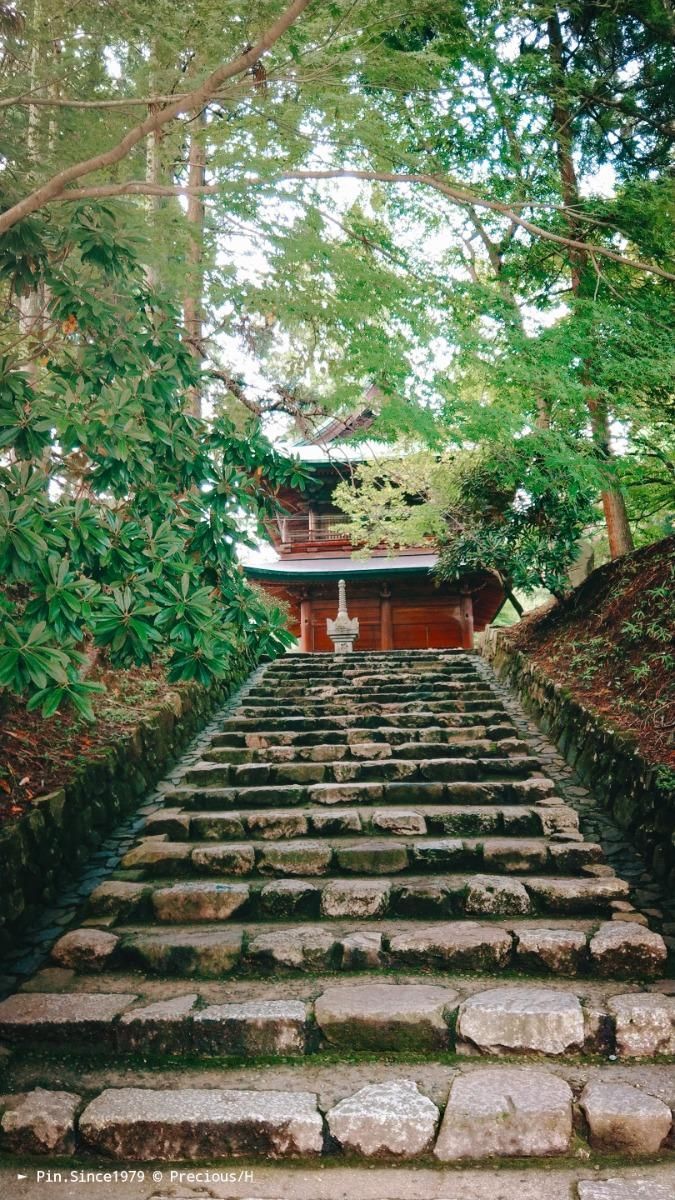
[{"left": 391, "top": 601, "right": 462, "bottom": 649}]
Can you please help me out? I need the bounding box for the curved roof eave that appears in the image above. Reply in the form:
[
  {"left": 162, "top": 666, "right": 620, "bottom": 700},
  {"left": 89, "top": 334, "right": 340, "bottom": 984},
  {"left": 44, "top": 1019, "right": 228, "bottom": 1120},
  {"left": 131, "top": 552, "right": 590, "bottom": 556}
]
[{"left": 244, "top": 552, "right": 439, "bottom": 580}]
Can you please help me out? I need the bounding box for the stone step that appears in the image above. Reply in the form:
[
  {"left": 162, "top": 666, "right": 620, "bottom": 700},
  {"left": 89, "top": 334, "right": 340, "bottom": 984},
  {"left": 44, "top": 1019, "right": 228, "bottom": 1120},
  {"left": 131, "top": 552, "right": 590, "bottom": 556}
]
[
  {"left": 201, "top": 738, "right": 529, "bottom": 765},
  {"left": 238, "top": 694, "right": 498, "bottom": 714},
  {"left": 3, "top": 979, "right": 673, "bottom": 1061},
  {"left": 79, "top": 1086, "right": 325, "bottom": 1159},
  {"left": 260, "top": 681, "right": 495, "bottom": 695},
  {"left": 219, "top": 709, "right": 511, "bottom": 732},
  {"left": 2, "top": 647, "right": 670, "bottom": 1182},
  {"left": 97, "top": 869, "right": 627, "bottom": 928},
  {"left": 121, "top": 871, "right": 622, "bottom": 923},
  {"left": 183, "top": 755, "right": 545, "bottom": 791},
  {"left": 245, "top": 682, "right": 490, "bottom": 700},
  {"left": 252, "top": 661, "right": 483, "bottom": 677},
  {"left": 248, "top": 666, "right": 485, "bottom": 685},
  {"left": 165, "top": 776, "right": 558, "bottom": 811},
  {"left": 2, "top": 1058, "right": 674, "bottom": 1163},
  {"left": 268, "top": 658, "right": 479, "bottom": 672},
  {"left": 123, "top": 830, "right": 599, "bottom": 873},
  {"left": 272, "top": 660, "right": 478, "bottom": 672},
  {"left": 239, "top": 692, "right": 502, "bottom": 708},
  {"left": 42, "top": 917, "right": 665, "bottom": 980},
  {"left": 268, "top": 657, "right": 479, "bottom": 669},
  {"left": 268, "top": 649, "right": 473, "bottom": 664},
  {"left": 142, "top": 801, "right": 577, "bottom": 842},
  {"left": 210, "top": 721, "right": 518, "bottom": 748},
  {"left": 270, "top": 665, "right": 480, "bottom": 677},
  {"left": 261, "top": 675, "right": 485, "bottom": 693},
  {"left": 119, "top": 834, "right": 605, "bottom": 883}
]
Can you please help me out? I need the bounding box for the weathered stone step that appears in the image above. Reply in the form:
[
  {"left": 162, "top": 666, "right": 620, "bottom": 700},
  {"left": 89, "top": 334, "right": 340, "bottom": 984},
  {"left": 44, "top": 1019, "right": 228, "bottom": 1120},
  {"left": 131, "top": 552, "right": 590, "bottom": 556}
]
[
  {"left": 183, "top": 755, "right": 545, "bottom": 791},
  {"left": 239, "top": 693, "right": 498, "bottom": 715},
  {"left": 210, "top": 720, "right": 517, "bottom": 748},
  {"left": 3, "top": 979, "right": 673, "bottom": 1061},
  {"left": 201, "top": 738, "right": 529, "bottom": 765},
  {"left": 262, "top": 675, "right": 495, "bottom": 693},
  {"left": 279, "top": 668, "right": 484, "bottom": 683},
  {"left": 267, "top": 650, "right": 477, "bottom": 666},
  {"left": 165, "top": 776, "right": 557, "bottom": 811},
  {"left": 268, "top": 648, "right": 473, "bottom": 665},
  {"left": 4, "top": 647, "right": 671, "bottom": 1183},
  {"left": 79, "top": 1086, "right": 324, "bottom": 1159},
  {"left": 270, "top": 658, "right": 480, "bottom": 671},
  {"left": 245, "top": 682, "right": 488, "bottom": 701},
  {"left": 249, "top": 665, "right": 484, "bottom": 685},
  {"left": 123, "top": 830, "right": 599, "bottom": 874},
  {"left": 110, "top": 873, "right": 627, "bottom": 925},
  {"left": 219, "top": 709, "right": 511, "bottom": 733},
  {"left": 244, "top": 692, "right": 498, "bottom": 709},
  {"left": 119, "top": 834, "right": 604, "bottom": 885},
  {"left": 269, "top": 657, "right": 478, "bottom": 672},
  {"left": 272, "top": 660, "right": 478, "bottom": 673},
  {"left": 142, "top": 801, "right": 577, "bottom": 842},
  {"left": 2, "top": 1061, "right": 674, "bottom": 1163},
  {"left": 240, "top": 692, "right": 501, "bottom": 708},
  {"left": 262, "top": 676, "right": 485, "bottom": 694},
  {"left": 125, "top": 873, "right": 623, "bottom": 926},
  {"left": 45, "top": 917, "right": 665, "bottom": 980}
]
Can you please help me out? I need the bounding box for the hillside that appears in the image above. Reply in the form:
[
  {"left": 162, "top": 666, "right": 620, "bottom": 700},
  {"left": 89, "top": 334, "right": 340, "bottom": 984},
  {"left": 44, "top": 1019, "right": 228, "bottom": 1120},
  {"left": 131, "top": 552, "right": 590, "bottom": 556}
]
[
  {"left": 504, "top": 535, "right": 675, "bottom": 770},
  {"left": 0, "top": 660, "right": 193, "bottom": 827}
]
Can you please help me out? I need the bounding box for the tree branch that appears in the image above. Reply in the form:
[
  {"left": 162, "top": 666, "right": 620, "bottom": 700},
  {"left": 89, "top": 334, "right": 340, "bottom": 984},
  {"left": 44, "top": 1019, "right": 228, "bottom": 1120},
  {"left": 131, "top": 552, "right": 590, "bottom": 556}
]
[
  {"left": 0, "top": 70, "right": 309, "bottom": 110},
  {"left": 53, "top": 169, "right": 675, "bottom": 282},
  {"left": 579, "top": 89, "right": 675, "bottom": 139},
  {"left": 0, "top": 0, "right": 312, "bottom": 236},
  {"left": 0, "top": 89, "right": 223, "bottom": 109},
  {"left": 206, "top": 365, "right": 326, "bottom": 432},
  {"left": 205, "top": 367, "right": 262, "bottom": 416}
]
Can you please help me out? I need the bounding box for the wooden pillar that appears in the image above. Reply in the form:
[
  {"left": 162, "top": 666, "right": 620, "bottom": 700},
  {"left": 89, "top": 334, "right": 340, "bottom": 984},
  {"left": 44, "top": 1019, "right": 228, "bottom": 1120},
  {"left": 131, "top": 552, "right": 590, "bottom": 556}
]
[
  {"left": 380, "top": 584, "right": 393, "bottom": 651},
  {"left": 459, "top": 586, "right": 474, "bottom": 650},
  {"left": 299, "top": 590, "right": 313, "bottom": 653}
]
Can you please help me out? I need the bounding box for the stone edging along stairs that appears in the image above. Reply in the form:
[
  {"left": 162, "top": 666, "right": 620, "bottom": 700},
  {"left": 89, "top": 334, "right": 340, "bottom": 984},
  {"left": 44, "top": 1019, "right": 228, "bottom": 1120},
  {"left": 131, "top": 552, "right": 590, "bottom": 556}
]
[{"left": 0, "top": 651, "right": 673, "bottom": 1190}]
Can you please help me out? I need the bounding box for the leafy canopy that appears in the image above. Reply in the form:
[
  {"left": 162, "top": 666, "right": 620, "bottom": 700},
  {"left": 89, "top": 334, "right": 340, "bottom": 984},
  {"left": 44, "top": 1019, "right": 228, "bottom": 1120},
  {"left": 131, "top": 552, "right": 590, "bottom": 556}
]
[
  {"left": 334, "top": 433, "right": 603, "bottom": 599},
  {"left": 0, "top": 202, "right": 303, "bottom": 717},
  {"left": 1, "top": 0, "right": 674, "bottom": 695}
]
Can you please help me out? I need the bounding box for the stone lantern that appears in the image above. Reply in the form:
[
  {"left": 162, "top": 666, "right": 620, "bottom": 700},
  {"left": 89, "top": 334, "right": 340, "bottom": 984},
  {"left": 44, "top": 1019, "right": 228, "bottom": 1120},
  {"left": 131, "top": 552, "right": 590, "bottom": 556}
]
[{"left": 326, "top": 579, "right": 359, "bottom": 653}]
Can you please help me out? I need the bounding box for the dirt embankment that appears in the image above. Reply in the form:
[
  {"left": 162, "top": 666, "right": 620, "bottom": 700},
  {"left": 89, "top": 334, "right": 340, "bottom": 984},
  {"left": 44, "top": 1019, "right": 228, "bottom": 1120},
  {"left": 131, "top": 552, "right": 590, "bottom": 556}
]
[
  {"left": 505, "top": 535, "right": 675, "bottom": 769},
  {"left": 0, "top": 658, "right": 188, "bottom": 826}
]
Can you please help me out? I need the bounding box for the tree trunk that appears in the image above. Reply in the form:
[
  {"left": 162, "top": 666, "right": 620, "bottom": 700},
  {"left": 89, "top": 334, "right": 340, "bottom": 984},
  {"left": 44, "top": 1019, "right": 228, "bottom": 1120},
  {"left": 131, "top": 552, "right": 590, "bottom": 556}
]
[
  {"left": 505, "top": 588, "right": 524, "bottom": 618},
  {"left": 18, "top": 0, "right": 44, "bottom": 378},
  {"left": 586, "top": 389, "right": 635, "bottom": 557},
  {"left": 144, "top": 53, "right": 162, "bottom": 288},
  {"left": 184, "top": 111, "right": 206, "bottom": 418},
  {"left": 547, "top": 10, "right": 634, "bottom": 559},
  {"left": 600, "top": 487, "right": 635, "bottom": 558}
]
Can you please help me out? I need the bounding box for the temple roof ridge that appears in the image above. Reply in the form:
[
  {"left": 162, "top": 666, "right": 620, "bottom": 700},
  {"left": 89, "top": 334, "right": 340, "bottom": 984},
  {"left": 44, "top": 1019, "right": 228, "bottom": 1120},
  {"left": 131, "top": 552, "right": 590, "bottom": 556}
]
[{"left": 285, "top": 385, "right": 403, "bottom": 463}]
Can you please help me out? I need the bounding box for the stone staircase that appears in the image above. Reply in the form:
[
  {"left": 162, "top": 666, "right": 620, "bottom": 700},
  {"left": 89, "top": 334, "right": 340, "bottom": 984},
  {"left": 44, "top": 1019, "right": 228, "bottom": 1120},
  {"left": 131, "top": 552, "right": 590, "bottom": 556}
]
[{"left": 0, "top": 650, "right": 673, "bottom": 1198}]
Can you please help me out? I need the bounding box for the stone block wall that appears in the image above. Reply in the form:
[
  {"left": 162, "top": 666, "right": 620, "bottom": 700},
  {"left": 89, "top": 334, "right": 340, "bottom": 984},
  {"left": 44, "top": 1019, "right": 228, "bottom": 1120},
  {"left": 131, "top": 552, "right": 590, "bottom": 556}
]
[
  {"left": 484, "top": 630, "right": 675, "bottom": 895},
  {"left": 0, "top": 672, "right": 250, "bottom": 956}
]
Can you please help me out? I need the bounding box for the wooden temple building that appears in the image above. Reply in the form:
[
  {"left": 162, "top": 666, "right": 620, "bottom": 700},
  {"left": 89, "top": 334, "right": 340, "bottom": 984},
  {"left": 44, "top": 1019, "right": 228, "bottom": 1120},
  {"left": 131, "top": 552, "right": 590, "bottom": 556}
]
[{"left": 244, "top": 412, "right": 504, "bottom": 653}]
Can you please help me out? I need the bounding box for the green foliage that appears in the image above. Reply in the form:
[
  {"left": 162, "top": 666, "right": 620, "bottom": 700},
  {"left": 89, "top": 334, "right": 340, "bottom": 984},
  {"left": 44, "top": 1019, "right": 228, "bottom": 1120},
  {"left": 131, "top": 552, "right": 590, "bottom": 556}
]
[
  {"left": 436, "top": 436, "right": 603, "bottom": 598},
  {"left": 0, "top": 205, "right": 300, "bottom": 718},
  {"left": 335, "top": 434, "right": 603, "bottom": 598},
  {"left": 1, "top": 0, "right": 674, "bottom": 698}
]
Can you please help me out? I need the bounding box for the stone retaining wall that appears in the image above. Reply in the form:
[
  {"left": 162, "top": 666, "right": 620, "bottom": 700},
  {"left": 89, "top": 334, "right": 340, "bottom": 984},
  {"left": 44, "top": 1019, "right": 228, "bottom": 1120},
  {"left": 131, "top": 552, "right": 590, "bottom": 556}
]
[
  {"left": 483, "top": 628, "right": 675, "bottom": 895},
  {"left": 0, "top": 669, "right": 252, "bottom": 956}
]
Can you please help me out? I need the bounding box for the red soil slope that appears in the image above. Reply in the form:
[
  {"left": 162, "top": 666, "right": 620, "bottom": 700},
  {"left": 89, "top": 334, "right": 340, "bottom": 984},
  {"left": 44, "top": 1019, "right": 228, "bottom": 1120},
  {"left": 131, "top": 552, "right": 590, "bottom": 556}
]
[
  {"left": 0, "top": 659, "right": 185, "bottom": 825},
  {"left": 505, "top": 535, "right": 675, "bottom": 769}
]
